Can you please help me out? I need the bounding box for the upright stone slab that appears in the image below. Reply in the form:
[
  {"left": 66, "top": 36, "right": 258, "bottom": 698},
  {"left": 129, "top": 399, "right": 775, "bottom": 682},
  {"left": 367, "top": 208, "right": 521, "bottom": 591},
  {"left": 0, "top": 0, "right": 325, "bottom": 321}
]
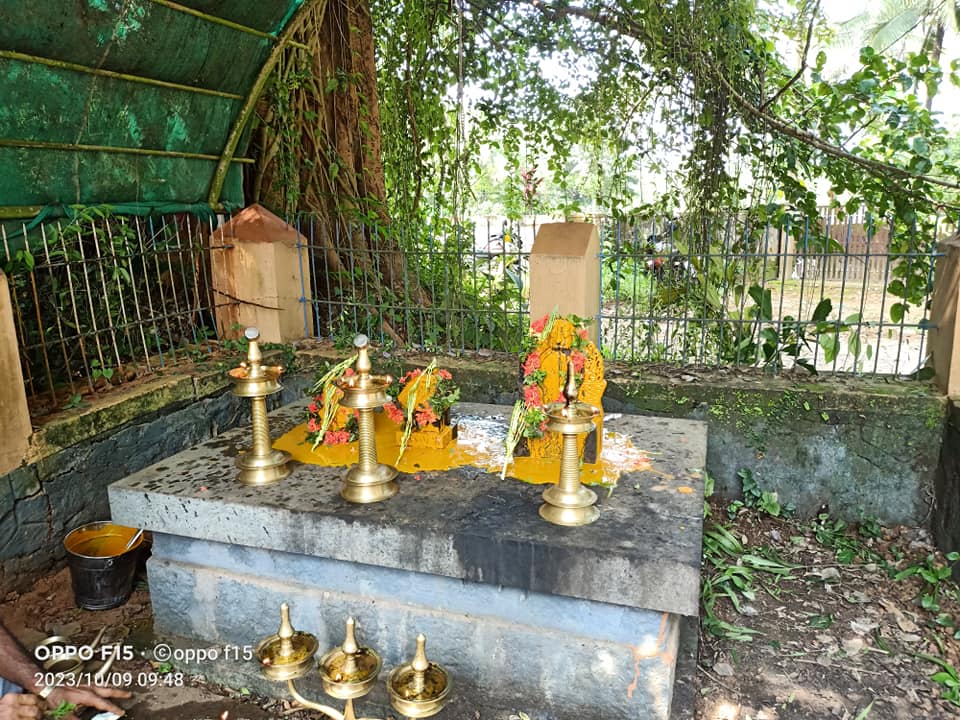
[
  {"left": 0, "top": 271, "right": 31, "bottom": 475},
  {"left": 110, "top": 402, "right": 705, "bottom": 720},
  {"left": 529, "top": 223, "right": 601, "bottom": 343},
  {"left": 209, "top": 204, "right": 311, "bottom": 343}
]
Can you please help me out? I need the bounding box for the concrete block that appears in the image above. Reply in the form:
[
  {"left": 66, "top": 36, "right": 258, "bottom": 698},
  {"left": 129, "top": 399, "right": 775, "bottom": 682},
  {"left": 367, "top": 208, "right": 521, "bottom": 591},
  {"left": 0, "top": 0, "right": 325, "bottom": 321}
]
[
  {"left": 111, "top": 402, "right": 706, "bottom": 616},
  {"left": 209, "top": 205, "right": 311, "bottom": 344},
  {"left": 529, "top": 223, "right": 601, "bottom": 343},
  {"left": 147, "top": 535, "right": 680, "bottom": 719},
  {"left": 0, "top": 272, "right": 31, "bottom": 474}
]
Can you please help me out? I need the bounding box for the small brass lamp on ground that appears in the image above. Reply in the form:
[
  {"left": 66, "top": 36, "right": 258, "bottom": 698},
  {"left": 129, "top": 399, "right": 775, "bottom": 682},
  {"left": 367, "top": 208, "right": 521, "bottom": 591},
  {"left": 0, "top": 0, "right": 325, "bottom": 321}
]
[
  {"left": 255, "top": 603, "right": 451, "bottom": 720},
  {"left": 335, "top": 335, "right": 399, "bottom": 504},
  {"left": 539, "top": 360, "right": 601, "bottom": 526},
  {"left": 227, "top": 327, "right": 291, "bottom": 486}
]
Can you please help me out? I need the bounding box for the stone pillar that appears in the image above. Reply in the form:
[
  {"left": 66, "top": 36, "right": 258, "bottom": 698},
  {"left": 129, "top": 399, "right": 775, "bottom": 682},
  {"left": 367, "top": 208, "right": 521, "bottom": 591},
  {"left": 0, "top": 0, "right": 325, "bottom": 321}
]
[
  {"left": 529, "top": 223, "right": 601, "bottom": 342},
  {"left": 0, "top": 271, "right": 32, "bottom": 474},
  {"left": 209, "top": 205, "right": 311, "bottom": 344},
  {"left": 929, "top": 233, "right": 960, "bottom": 395}
]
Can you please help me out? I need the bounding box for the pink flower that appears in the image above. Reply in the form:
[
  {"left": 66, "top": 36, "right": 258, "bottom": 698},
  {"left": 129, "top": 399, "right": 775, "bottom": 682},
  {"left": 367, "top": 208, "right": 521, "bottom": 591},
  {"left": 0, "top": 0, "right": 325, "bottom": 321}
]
[
  {"left": 343, "top": 367, "right": 355, "bottom": 376},
  {"left": 523, "top": 385, "right": 542, "bottom": 408},
  {"left": 415, "top": 407, "right": 438, "bottom": 427},
  {"left": 530, "top": 315, "right": 549, "bottom": 335},
  {"left": 308, "top": 402, "right": 319, "bottom": 414},
  {"left": 570, "top": 350, "right": 586, "bottom": 373},
  {"left": 578, "top": 328, "right": 588, "bottom": 340},
  {"left": 384, "top": 402, "right": 404, "bottom": 424},
  {"left": 307, "top": 418, "right": 321, "bottom": 433},
  {"left": 324, "top": 430, "right": 350, "bottom": 445},
  {"left": 438, "top": 369, "right": 452, "bottom": 380},
  {"left": 538, "top": 419, "right": 548, "bottom": 433},
  {"left": 522, "top": 352, "right": 541, "bottom": 375}
]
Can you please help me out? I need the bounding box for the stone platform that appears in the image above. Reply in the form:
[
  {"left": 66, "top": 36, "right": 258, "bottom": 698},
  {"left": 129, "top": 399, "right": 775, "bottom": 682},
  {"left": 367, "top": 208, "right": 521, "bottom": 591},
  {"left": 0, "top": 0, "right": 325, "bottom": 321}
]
[{"left": 109, "top": 402, "right": 706, "bottom": 720}]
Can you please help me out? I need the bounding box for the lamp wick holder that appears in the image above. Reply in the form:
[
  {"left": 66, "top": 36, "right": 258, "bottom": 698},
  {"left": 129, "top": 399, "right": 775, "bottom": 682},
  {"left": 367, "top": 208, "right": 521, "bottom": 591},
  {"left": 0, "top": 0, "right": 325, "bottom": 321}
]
[
  {"left": 227, "top": 327, "right": 291, "bottom": 486},
  {"left": 539, "top": 360, "right": 601, "bottom": 526},
  {"left": 334, "top": 334, "right": 399, "bottom": 504}
]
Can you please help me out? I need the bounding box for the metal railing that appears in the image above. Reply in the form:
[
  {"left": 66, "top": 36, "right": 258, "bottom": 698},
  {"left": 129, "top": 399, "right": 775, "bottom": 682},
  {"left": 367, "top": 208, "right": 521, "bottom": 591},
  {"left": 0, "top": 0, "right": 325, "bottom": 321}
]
[
  {"left": 3, "top": 211, "right": 225, "bottom": 411},
  {"left": 297, "top": 210, "right": 944, "bottom": 377},
  {"left": 595, "top": 213, "right": 945, "bottom": 375},
  {"left": 295, "top": 215, "right": 530, "bottom": 352}
]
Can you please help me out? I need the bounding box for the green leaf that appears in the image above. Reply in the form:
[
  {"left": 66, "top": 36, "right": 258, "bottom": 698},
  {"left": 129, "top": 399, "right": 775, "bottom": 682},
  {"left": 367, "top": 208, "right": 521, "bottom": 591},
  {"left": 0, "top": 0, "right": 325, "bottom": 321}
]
[
  {"left": 819, "top": 333, "right": 838, "bottom": 363},
  {"left": 812, "top": 298, "right": 832, "bottom": 322},
  {"left": 848, "top": 332, "right": 861, "bottom": 359},
  {"left": 890, "top": 304, "right": 905, "bottom": 323}
]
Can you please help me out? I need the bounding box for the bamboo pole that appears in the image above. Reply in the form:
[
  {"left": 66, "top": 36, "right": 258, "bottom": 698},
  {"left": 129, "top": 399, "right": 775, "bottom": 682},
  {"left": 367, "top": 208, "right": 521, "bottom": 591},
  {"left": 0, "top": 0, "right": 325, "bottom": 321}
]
[
  {"left": 0, "top": 138, "right": 254, "bottom": 163},
  {"left": 143, "top": 0, "right": 309, "bottom": 50},
  {"left": 0, "top": 50, "right": 243, "bottom": 100},
  {"left": 207, "top": 0, "right": 328, "bottom": 206}
]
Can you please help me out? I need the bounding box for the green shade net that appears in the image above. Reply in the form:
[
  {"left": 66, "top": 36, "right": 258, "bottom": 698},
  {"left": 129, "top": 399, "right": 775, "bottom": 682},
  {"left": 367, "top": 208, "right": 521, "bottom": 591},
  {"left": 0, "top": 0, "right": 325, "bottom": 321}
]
[{"left": 0, "top": 0, "right": 303, "bottom": 246}]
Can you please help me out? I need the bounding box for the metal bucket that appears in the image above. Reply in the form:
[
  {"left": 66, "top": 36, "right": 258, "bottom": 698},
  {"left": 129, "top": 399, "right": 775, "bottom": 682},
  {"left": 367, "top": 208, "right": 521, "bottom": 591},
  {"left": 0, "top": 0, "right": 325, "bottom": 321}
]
[{"left": 64, "top": 522, "right": 143, "bottom": 610}]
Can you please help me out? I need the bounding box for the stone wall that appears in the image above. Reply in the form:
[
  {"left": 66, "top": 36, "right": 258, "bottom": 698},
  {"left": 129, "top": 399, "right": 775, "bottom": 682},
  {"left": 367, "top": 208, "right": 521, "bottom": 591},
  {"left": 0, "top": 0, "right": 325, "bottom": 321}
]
[
  {"left": 933, "top": 400, "right": 960, "bottom": 577},
  {"left": 0, "top": 366, "right": 309, "bottom": 594}
]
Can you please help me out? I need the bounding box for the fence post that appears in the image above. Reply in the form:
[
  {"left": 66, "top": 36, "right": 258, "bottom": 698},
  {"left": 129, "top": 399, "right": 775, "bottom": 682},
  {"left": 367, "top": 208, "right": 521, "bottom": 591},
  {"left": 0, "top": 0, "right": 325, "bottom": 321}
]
[
  {"left": 929, "top": 233, "right": 960, "bottom": 395},
  {"left": 0, "top": 271, "right": 32, "bottom": 474},
  {"left": 529, "top": 222, "right": 601, "bottom": 342},
  {"left": 209, "top": 204, "right": 312, "bottom": 343}
]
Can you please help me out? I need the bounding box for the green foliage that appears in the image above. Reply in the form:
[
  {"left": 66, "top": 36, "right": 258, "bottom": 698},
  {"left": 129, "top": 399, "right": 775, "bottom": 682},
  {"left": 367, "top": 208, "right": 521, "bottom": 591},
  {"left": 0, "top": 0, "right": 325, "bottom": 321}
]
[
  {"left": 47, "top": 702, "right": 77, "bottom": 719},
  {"left": 916, "top": 652, "right": 960, "bottom": 707},
  {"left": 894, "top": 551, "right": 960, "bottom": 613},
  {"left": 732, "top": 468, "right": 794, "bottom": 518},
  {"left": 701, "top": 522, "right": 797, "bottom": 641}
]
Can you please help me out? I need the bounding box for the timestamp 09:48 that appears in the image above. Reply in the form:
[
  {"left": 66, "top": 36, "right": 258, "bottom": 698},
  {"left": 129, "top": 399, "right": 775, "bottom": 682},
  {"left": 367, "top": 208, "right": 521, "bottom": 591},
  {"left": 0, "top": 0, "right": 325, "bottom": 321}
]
[{"left": 34, "top": 671, "right": 186, "bottom": 689}]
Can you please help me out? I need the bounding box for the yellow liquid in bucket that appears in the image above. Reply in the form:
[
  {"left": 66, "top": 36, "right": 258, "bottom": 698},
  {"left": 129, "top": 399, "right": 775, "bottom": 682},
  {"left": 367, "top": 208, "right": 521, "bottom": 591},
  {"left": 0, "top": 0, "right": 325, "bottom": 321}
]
[{"left": 65, "top": 524, "right": 141, "bottom": 558}]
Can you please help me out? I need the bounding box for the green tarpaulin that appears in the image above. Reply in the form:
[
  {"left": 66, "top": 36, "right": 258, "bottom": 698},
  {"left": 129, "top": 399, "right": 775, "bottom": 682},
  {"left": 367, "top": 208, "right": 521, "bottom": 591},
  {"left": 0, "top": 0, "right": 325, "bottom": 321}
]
[{"left": 0, "top": 0, "right": 302, "bottom": 218}]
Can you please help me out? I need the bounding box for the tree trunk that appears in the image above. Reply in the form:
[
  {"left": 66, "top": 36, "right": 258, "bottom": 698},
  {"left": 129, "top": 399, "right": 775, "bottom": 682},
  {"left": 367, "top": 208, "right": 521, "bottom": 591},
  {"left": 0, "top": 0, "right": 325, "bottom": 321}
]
[{"left": 249, "top": 0, "right": 430, "bottom": 344}]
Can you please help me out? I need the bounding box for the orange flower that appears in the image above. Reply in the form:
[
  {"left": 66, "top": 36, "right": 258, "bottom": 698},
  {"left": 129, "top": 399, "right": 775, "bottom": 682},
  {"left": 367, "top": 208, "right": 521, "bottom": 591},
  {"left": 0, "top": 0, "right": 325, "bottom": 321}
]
[
  {"left": 415, "top": 407, "right": 438, "bottom": 427},
  {"left": 523, "top": 351, "right": 541, "bottom": 375},
  {"left": 523, "top": 385, "right": 542, "bottom": 407},
  {"left": 570, "top": 350, "right": 586, "bottom": 373}
]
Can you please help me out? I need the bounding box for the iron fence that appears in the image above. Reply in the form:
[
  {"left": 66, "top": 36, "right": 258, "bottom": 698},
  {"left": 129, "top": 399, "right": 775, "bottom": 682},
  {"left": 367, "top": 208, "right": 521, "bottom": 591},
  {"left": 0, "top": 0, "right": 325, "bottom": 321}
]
[
  {"left": 3, "top": 211, "right": 226, "bottom": 413},
  {"left": 6, "top": 205, "right": 943, "bottom": 412},
  {"left": 294, "top": 215, "right": 530, "bottom": 352},
  {"left": 595, "top": 212, "right": 945, "bottom": 375},
  {"left": 298, "top": 209, "right": 946, "bottom": 377}
]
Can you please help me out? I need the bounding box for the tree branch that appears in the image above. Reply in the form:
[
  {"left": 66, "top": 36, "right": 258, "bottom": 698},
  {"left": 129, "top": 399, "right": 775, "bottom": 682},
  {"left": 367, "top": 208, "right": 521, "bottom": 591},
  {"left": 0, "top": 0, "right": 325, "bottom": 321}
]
[
  {"left": 760, "top": 0, "right": 819, "bottom": 111},
  {"left": 712, "top": 67, "right": 960, "bottom": 193}
]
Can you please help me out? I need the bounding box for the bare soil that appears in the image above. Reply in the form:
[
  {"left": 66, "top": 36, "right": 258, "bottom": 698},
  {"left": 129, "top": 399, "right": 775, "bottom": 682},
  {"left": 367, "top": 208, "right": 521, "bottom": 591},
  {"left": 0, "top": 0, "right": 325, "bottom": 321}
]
[{"left": 697, "top": 501, "right": 960, "bottom": 720}]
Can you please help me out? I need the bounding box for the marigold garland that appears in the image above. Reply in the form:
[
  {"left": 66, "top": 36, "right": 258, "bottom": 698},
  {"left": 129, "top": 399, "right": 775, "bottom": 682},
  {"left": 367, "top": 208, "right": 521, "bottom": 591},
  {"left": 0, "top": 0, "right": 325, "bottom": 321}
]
[{"left": 504, "top": 313, "right": 606, "bottom": 466}]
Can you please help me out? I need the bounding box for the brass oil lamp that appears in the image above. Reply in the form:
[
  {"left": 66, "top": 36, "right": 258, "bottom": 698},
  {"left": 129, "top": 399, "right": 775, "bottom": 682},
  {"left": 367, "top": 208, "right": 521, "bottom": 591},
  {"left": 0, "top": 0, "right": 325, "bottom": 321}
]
[
  {"left": 539, "top": 359, "right": 601, "bottom": 526},
  {"left": 334, "top": 335, "right": 399, "bottom": 504},
  {"left": 255, "top": 603, "right": 451, "bottom": 720},
  {"left": 227, "top": 327, "right": 291, "bottom": 486}
]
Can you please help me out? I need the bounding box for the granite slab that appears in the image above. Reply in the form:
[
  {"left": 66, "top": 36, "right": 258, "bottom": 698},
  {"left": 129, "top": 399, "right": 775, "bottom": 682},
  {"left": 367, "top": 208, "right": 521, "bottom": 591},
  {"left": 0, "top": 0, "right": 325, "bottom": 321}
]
[{"left": 109, "top": 401, "right": 706, "bottom": 616}]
